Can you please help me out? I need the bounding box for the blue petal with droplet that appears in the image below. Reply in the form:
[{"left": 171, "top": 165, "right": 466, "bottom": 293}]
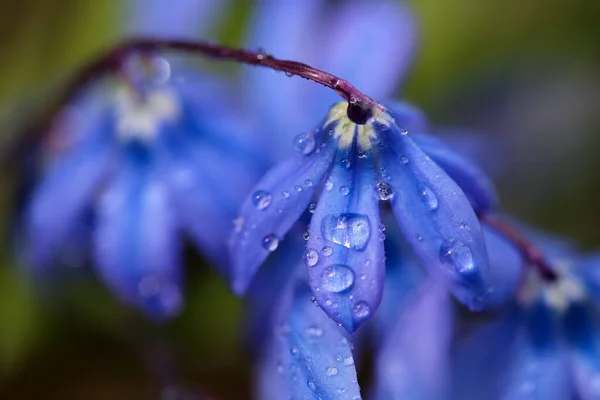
[
  {"left": 563, "top": 302, "right": 600, "bottom": 400},
  {"left": 373, "top": 279, "right": 452, "bottom": 400},
  {"left": 412, "top": 132, "right": 499, "bottom": 213},
  {"left": 94, "top": 143, "right": 182, "bottom": 320},
  {"left": 500, "top": 302, "right": 570, "bottom": 400},
  {"left": 307, "top": 140, "right": 385, "bottom": 332},
  {"left": 372, "top": 119, "right": 490, "bottom": 310},
  {"left": 257, "top": 279, "right": 361, "bottom": 400},
  {"left": 384, "top": 101, "right": 430, "bottom": 133},
  {"left": 229, "top": 133, "right": 337, "bottom": 294},
  {"left": 25, "top": 110, "right": 114, "bottom": 268}
]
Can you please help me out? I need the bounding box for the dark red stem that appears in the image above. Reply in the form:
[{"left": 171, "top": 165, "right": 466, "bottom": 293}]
[{"left": 480, "top": 214, "right": 558, "bottom": 281}]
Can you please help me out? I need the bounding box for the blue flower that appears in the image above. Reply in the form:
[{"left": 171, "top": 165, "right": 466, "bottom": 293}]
[
  {"left": 230, "top": 101, "right": 497, "bottom": 332},
  {"left": 448, "top": 231, "right": 600, "bottom": 400},
  {"left": 23, "top": 55, "right": 264, "bottom": 319}
]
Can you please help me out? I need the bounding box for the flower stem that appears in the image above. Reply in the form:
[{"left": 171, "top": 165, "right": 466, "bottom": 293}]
[{"left": 479, "top": 213, "right": 558, "bottom": 281}]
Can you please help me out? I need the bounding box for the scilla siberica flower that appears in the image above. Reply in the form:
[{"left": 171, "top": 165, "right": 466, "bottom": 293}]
[
  {"left": 230, "top": 99, "right": 499, "bottom": 332},
  {"left": 22, "top": 2, "right": 264, "bottom": 319}
]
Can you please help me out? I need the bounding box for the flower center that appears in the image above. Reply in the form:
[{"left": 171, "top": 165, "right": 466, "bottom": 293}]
[{"left": 324, "top": 102, "right": 393, "bottom": 150}]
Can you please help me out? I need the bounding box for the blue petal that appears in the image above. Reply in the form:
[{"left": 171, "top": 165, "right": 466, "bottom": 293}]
[
  {"left": 372, "top": 120, "right": 490, "bottom": 310},
  {"left": 155, "top": 95, "right": 263, "bottom": 270},
  {"left": 306, "top": 141, "right": 384, "bottom": 332},
  {"left": 313, "top": 1, "right": 419, "bottom": 112},
  {"left": 450, "top": 306, "right": 521, "bottom": 399},
  {"left": 563, "top": 302, "right": 600, "bottom": 400},
  {"left": 482, "top": 225, "right": 524, "bottom": 308},
  {"left": 373, "top": 279, "right": 452, "bottom": 400},
  {"left": 243, "top": 0, "right": 325, "bottom": 159},
  {"left": 229, "top": 134, "right": 337, "bottom": 294},
  {"left": 94, "top": 143, "right": 182, "bottom": 319},
  {"left": 501, "top": 302, "right": 570, "bottom": 400},
  {"left": 25, "top": 110, "right": 114, "bottom": 268},
  {"left": 385, "top": 101, "right": 431, "bottom": 133},
  {"left": 125, "top": 0, "right": 228, "bottom": 39},
  {"left": 411, "top": 133, "right": 499, "bottom": 214},
  {"left": 257, "top": 279, "right": 361, "bottom": 400}
]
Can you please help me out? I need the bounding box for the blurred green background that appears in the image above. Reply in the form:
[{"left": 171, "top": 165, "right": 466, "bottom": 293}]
[{"left": 0, "top": 0, "right": 598, "bottom": 399}]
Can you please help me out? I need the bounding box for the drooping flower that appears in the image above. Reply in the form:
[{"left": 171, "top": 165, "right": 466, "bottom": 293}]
[
  {"left": 21, "top": 1, "right": 265, "bottom": 318},
  {"left": 230, "top": 101, "right": 498, "bottom": 332}
]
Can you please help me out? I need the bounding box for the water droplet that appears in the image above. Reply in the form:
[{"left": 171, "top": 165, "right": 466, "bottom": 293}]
[
  {"left": 293, "top": 132, "right": 316, "bottom": 155},
  {"left": 294, "top": 185, "right": 302, "bottom": 192},
  {"left": 377, "top": 182, "right": 393, "bottom": 200},
  {"left": 326, "top": 366, "right": 338, "bottom": 376},
  {"left": 341, "top": 158, "right": 351, "bottom": 168},
  {"left": 400, "top": 128, "right": 408, "bottom": 135},
  {"left": 306, "top": 326, "right": 324, "bottom": 338},
  {"left": 358, "top": 150, "right": 367, "bottom": 159},
  {"left": 420, "top": 186, "right": 438, "bottom": 211},
  {"left": 321, "top": 265, "right": 355, "bottom": 293},
  {"left": 321, "top": 213, "right": 371, "bottom": 251},
  {"left": 459, "top": 222, "right": 469, "bottom": 230},
  {"left": 285, "top": 71, "right": 294, "bottom": 77},
  {"left": 262, "top": 234, "right": 279, "bottom": 252},
  {"left": 379, "top": 233, "right": 386, "bottom": 241},
  {"left": 378, "top": 223, "right": 386, "bottom": 232},
  {"left": 340, "top": 186, "right": 350, "bottom": 196},
  {"left": 303, "top": 231, "right": 310, "bottom": 240},
  {"left": 307, "top": 379, "right": 316, "bottom": 391},
  {"left": 439, "top": 239, "right": 474, "bottom": 273},
  {"left": 344, "top": 356, "right": 355, "bottom": 366},
  {"left": 282, "top": 191, "right": 290, "bottom": 199},
  {"left": 305, "top": 249, "right": 319, "bottom": 267},
  {"left": 364, "top": 259, "right": 371, "bottom": 267},
  {"left": 305, "top": 179, "right": 313, "bottom": 187},
  {"left": 416, "top": 234, "right": 423, "bottom": 241},
  {"left": 322, "top": 246, "right": 333, "bottom": 256},
  {"left": 308, "top": 203, "right": 317, "bottom": 213},
  {"left": 352, "top": 301, "right": 371, "bottom": 321},
  {"left": 400, "top": 156, "right": 409, "bottom": 164},
  {"left": 290, "top": 346, "right": 299, "bottom": 356},
  {"left": 325, "top": 179, "right": 333, "bottom": 191},
  {"left": 252, "top": 190, "right": 272, "bottom": 210}
]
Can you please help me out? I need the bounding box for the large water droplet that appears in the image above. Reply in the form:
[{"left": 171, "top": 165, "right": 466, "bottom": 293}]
[
  {"left": 321, "top": 213, "right": 371, "bottom": 251},
  {"left": 262, "top": 234, "right": 279, "bottom": 252},
  {"left": 439, "top": 239, "right": 474, "bottom": 273},
  {"left": 352, "top": 301, "right": 371, "bottom": 321},
  {"left": 305, "top": 249, "right": 319, "bottom": 267},
  {"left": 420, "top": 186, "right": 438, "bottom": 211},
  {"left": 321, "top": 265, "right": 355, "bottom": 293},
  {"left": 293, "top": 132, "right": 316, "bottom": 155},
  {"left": 339, "top": 186, "right": 350, "bottom": 196},
  {"left": 252, "top": 190, "right": 272, "bottom": 210},
  {"left": 377, "top": 182, "right": 393, "bottom": 200}
]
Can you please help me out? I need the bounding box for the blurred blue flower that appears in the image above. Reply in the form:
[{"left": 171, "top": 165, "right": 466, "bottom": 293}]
[
  {"left": 21, "top": 2, "right": 265, "bottom": 319},
  {"left": 230, "top": 100, "right": 497, "bottom": 332},
  {"left": 449, "top": 231, "right": 600, "bottom": 400}
]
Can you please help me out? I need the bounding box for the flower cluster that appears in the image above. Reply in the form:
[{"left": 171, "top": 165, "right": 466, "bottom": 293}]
[{"left": 10, "top": 1, "right": 599, "bottom": 399}]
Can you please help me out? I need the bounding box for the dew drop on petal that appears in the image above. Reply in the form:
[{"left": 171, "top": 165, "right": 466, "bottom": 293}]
[
  {"left": 305, "top": 326, "right": 324, "bottom": 338},
  {"left": 305, "top": 249, "right": 319, "bottom": 267},
  {"left": 340, "top": 186, "right": 350, "bottom": 196},
  {"left": 252, "top": 190, "right": 272, "bottom": 210},
  {"left": 293, "top": 132, "right": 316, "bottom": 155},
  {"left": 308, "top": 202, "right": 317, "bottom": 213},
  {"left": 344, "top": 356, "right": 355, "bottom": 366},
  {"left": 305, "top": 179, "right": 313, "bottom": 187},
  {"left": 420, "top": 186, "right": 439, "bottom": 211},
  {"left": 377, "top": 182, "right": 393, "bottom": 200},
  {"left": 321, "top": 265, "right": 355, "bottom": 293},
  {"left": 439, "top": 239, "right": 474, "bottom": 273},
  {"left": 303, "top": 231, "right": 310, "bottom": 240},
  {"left": 341, "top": 158, "right": 351, "bottom": 169},
  {"left": 400, "top": 128, "right": 408, "bottom": 135},
  {"left": 262, "top": 234, "right": 279, "bottom": 252},
  {"left": 400, "top": 156, "right": 409, "bottom": 164},
  {"left": 322, "top": 246, "right": 333, "bottom": 257},
  {"left": 321, "top": 213, "right": 371, "bottom": 251},
  {"left": 282, "top": 191, "right": 290, "bottom": 199},
  {"left": 326, "top": 367, "right": 339, "bottom": 376},
  {"left": 325, "top": 179, "right": 334, "bottom": 191},
  {"left": 307, "top": 380, "right": 317, "bottom": 391},
  {"left": 294, "top": 185, "right": 303, "bottom": 192},
  {"left": 352, "top": 301, "right": 371, "bottom": 321}
]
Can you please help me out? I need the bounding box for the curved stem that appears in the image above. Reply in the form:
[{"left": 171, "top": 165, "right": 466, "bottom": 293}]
[{"left": 479, "top": 213, "right": 558, "bottom": 282}]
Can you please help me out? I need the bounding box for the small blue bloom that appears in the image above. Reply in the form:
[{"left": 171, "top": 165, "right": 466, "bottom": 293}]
[
  {"left": 23, "top": 54, "right": 264, "bottom": 319},
  {"left": 230, "top": 102, "right": 496, "bottom": 331}
]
